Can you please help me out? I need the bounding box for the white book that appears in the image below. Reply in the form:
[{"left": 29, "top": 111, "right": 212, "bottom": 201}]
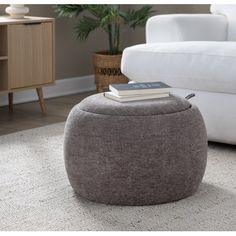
[
  {"left": 109, "top": 82, "right": 171, "bottom": 96},
  {"left": 104, "top": 92, "right": 170, "bottom": 103}
]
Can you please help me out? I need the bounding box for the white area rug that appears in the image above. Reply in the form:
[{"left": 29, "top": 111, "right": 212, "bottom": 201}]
[{"left": 0, "top": 122, "right": 236, "bottom": 231}]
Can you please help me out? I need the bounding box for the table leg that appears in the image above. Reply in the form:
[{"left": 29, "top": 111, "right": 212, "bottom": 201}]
[
  {"left": 8, "top": 92, "right": 13, "bottom": 112},
  {"left": 36, "top": 87, "right": 46, "bottom": 114}
]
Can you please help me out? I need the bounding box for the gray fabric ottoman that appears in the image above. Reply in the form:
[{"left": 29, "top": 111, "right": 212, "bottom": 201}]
[{"left": 64, "top": 94, "right": 207, "bottom": 205}]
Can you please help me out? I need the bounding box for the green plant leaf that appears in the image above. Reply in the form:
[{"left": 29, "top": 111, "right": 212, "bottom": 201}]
[
  {"left": 74, "top": 16, "right": 100, "bottom": 41},
  {"left": 123, "top": 6, "right": 154, "bottom": 28},
  {"left": 55, "top": 4, "right": 154, "bottom": 54},
  {"left": 55, "top": 5, "right": 84, "bottom": 18},
  {"left": 85, "top": 5, "right": 111, "bottom": 19}
]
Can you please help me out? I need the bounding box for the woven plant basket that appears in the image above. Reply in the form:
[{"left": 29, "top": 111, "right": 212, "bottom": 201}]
[{"left": 93, "top": 51, "right": 129, "bottom": 92}]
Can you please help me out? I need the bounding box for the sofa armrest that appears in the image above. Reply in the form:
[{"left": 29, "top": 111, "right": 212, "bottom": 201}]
[{"left": 146, "top": 14, "right": 227, "bottom": 43}]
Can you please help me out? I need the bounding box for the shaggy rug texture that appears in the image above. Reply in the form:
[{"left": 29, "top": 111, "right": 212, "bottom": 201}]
[{"left": 0, "top": 122, "right": 236, "bottom": 231}]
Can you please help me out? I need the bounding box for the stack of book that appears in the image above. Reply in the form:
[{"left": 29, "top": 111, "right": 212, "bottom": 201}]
[{"left": 104, "top": 82, "right": 171, "bottom": 102}]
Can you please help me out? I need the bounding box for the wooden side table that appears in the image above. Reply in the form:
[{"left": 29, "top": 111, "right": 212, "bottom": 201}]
[{"left": 0, "top": 16, "right": 55, "bottom": 113}]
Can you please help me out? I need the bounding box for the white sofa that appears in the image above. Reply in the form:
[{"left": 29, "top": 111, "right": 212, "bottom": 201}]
[{"left": 121, "top": 5, "right": 236, "bottom": 145}]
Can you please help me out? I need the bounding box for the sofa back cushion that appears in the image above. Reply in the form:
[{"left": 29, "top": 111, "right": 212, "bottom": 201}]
[{"left": 211, "top": 4, "right": 236, "bottom": 41}]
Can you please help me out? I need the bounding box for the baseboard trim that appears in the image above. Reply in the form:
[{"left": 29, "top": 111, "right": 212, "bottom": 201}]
[{"left": 0, "top": 75, "right": 96, "bottom": 107}]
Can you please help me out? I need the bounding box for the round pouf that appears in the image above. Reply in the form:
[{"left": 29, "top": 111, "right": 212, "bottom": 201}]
[{"left": 64, "top": 94, "right": 207, "bottom": 205}]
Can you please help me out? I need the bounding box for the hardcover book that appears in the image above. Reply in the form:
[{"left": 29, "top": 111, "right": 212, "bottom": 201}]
[
  {"left": 109, "top": 82, "right": 171, "bottom": 96},
  {"left": 104, "top": 92, "right": 169, "bottom": 103}
]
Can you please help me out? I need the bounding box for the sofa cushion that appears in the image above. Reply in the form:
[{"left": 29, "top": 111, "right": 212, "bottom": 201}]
[
  {"left": 121, "top": 41, "right": 236, "bottom": 94},
  {"left": 211, "top": 5, "right": 236, "bottom": 41}
]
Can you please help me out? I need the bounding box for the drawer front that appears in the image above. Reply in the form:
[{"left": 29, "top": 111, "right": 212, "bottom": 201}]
[{"left": 8, "top": 22, "right": 54, "bottom": 89}]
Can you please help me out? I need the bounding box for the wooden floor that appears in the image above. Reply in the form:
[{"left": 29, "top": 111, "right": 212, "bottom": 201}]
[{"left": 0, "top": 91, "right": 95, "bottom": 136}]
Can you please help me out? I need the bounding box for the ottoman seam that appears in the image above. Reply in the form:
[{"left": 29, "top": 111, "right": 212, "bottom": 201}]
[{"left": 77, "top": 105, "right": 193, "bottom": 117}]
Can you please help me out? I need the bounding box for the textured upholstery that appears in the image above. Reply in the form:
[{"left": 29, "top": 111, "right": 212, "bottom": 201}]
[
  {"left": 78, "top": 93, "right": 190, "bottom": 116},
  {"left": 146, "top": 14, "right": 227, "bottom": 43},
  {"left": 121, "top": 41, "right": 236, "bottom": 94},
  {"left": 64, "top": 94, "right": 208, "bottom": 205}
]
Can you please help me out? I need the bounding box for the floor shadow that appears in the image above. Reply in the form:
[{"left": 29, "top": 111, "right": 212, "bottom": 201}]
[{"left": 208, "top": 141, "right": 236, "bottom": 152}]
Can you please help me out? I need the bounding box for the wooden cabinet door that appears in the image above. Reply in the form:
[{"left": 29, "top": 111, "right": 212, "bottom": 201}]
[{"left": 8, "top": 22, "right": 53, "bottom": 89}]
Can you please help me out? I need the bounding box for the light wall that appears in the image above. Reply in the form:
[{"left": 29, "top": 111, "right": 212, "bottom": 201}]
[{"left": 0, "top": 4, "right": 210, "bottom": 80}]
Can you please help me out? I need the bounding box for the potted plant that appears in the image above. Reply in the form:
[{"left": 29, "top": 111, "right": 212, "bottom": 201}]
[{"left": 56, "top": 5, "right": 154, "bottom": 92}]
